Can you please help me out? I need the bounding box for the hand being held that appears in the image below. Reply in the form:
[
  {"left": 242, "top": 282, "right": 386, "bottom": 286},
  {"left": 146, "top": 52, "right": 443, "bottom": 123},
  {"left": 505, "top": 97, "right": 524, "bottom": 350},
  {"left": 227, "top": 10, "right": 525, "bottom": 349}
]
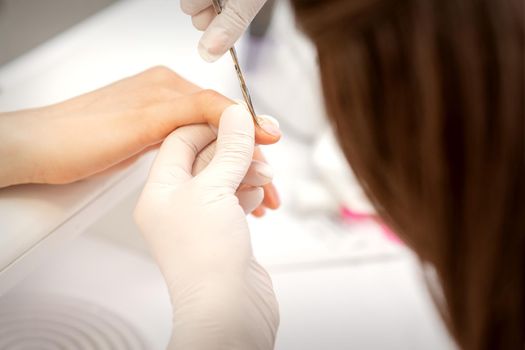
[
  {"left": 134, "top": 105, "right": 279, "bottom": 349},
  {"left": 0, "top": 66, "right": 280, "bottom": 216}
]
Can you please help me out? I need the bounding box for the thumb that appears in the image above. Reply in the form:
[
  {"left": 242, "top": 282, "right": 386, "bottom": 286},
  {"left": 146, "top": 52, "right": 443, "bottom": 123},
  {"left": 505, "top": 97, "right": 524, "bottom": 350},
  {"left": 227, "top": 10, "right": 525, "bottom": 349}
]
[
  {"left": 199, "top": 104, "right": 255, "bottom": 191},
  {"left": 147, "top": 124, "right": 216, "bottom": 186},
  {"left": 198, "top": 0, "right": 267, "bottom": 62}
]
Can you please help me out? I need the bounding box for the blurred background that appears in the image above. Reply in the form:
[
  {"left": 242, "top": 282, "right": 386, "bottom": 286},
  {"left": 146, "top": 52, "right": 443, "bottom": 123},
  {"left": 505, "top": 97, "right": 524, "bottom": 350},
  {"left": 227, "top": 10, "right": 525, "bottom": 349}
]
[
  {"left": 0, "top": 0, "right": 117, "bottom": 65},
  {"left": 0, "top": 1, "right": 455, "bottom": 349}
]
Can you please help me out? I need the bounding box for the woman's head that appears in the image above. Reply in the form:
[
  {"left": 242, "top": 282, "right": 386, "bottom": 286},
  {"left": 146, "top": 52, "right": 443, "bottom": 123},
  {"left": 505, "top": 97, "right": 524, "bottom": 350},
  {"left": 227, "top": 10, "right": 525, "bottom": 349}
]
[{"left": 290, "top": 0, "right": 524, "bottom": 348}]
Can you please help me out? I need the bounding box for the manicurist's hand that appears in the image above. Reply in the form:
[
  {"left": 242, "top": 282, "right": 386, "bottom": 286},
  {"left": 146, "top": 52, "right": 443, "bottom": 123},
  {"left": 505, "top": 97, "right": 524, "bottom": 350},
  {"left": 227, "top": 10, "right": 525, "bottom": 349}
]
[
  {"left": 134, "top": 104, "right": 279, "bottom": 350},
  {"left": 0, "top": 66, "right": 280, "bottom": 214},
  {"left": 181, "top": 0, "right": 267, "bottom": 61}
]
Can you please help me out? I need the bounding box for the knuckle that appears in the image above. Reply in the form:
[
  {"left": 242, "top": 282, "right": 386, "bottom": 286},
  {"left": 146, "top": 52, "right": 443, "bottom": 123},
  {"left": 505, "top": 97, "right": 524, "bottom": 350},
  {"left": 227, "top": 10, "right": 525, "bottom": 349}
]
[
  {"left": 195, "top": 89, "right": 227, "bottom": 116},
  {"left": 193, "top": 88, "right": 237, "bottom": 118},
  {"left": 197, "top": 89, "right": 222, "bottom": 103},
  {"left": 145, "top": 65, "right": 177, "bottom": 83}
]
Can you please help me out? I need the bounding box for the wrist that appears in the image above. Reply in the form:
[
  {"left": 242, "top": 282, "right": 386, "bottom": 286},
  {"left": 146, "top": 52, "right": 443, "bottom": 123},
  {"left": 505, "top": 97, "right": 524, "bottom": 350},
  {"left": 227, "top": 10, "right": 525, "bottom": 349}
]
[
  {"left": 167, "top": 261, "right": 279, "bottom": 350},
  {"left": 0, "top": 110, "right": 38, "bottom": 187}
]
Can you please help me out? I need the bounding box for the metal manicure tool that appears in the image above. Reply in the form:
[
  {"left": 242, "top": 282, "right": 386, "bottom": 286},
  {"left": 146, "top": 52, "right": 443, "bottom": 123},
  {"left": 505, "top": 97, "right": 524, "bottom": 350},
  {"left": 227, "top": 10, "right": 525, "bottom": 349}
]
[{"left": 210, "top": 0, "right": 262, "bottom": 127}]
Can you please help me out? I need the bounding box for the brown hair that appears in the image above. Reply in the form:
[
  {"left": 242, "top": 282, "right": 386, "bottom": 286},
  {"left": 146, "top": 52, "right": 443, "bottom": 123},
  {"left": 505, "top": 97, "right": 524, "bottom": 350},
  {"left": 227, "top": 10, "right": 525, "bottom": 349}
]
[{"left": 290, "top": 0, "right": 524, "bottom": 348}]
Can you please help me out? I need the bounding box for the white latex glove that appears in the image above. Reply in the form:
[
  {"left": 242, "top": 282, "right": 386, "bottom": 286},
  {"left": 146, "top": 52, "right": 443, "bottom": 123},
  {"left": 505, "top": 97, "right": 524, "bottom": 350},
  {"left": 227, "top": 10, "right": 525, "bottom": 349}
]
[
  {"left": 181, "top": 0, "right": 268, "bottom": 62},
  {"left": 134, "top": 104, "right": 279, "bottom": 350},
  {"left": 192, "top": 141, "right": 275, "bottom": 214}
]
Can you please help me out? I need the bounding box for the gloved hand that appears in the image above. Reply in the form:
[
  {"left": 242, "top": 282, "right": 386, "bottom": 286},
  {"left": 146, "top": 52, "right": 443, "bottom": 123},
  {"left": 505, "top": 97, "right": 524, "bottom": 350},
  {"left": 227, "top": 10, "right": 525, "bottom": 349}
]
[
  {"left": 181, "top": 0, "right": 267, "bottom": 62},
  {"left": 134, "top": 104, "right": 279, "bottom": 350}
]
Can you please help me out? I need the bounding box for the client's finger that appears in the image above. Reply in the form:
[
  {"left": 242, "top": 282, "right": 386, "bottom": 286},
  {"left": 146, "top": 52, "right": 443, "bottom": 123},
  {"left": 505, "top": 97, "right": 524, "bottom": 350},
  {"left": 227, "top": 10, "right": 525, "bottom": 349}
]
[
  {"left": 261, "top": 182, "right": 280, "bottom": 209},
  {"left": 145, "top": 90, "right": 281, "bottom": 145},
  {"left": 252, "top": 206, "right": 266, "bottom": 217},
  {"left": 253, "top": 148, "right": 280, "bottom": 209}
]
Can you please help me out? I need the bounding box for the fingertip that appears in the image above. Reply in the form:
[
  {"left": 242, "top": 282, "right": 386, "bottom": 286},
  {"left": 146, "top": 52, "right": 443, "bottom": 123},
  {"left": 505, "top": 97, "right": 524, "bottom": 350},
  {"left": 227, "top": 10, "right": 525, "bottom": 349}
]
[
  {"left": 255, "top": 115, "right": 281, "bottom": 145},
  {"left": 251, "top": 206, "right": 266, "bottom": 217},
  {"left": 255, "top": 129, "right": 281, "bottom": 145},
  {"left": 229, "top": 105, "right": 280, "bottom": 144},
  {"left": 264, "top": 199, "right": 280, "bottom": 210},
  {"left": 198, "top": 26, "right": 230, "bottom": 62},
  {"left": 198, "top": 42, "right": 222, "bottom": 62},
  {"left": 259, "top": 115, "right": 280, "bottom": 128},
  {"left": 181, "top": 0, "right": 210, "bottom": 16},
  {"left": 263, "top": 183, "right": 281, "bottom": 209}
]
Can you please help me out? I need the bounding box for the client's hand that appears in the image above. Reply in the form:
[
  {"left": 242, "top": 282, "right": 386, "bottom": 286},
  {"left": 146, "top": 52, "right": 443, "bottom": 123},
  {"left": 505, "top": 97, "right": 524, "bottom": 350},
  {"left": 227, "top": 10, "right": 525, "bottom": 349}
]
[
  {"left": 134, "top": 104, "right": 279, "bottom": 350},
  {"left": 0, "top": 66, "right": 280, "bottom": 214}
]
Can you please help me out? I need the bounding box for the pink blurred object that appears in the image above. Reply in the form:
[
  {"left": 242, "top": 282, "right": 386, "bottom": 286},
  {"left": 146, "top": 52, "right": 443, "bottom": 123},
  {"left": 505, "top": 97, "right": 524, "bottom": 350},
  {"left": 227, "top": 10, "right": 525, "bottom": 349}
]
[{"left": 340, "top": 206, "right": 402, "bottom": 245}]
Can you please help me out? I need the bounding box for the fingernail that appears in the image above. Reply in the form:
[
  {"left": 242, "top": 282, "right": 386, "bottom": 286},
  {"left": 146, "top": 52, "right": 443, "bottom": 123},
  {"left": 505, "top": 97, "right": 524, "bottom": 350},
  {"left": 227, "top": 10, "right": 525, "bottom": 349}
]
[
  {"left": 258, "top": 115, "right": 281, "bottom": 137},
  {"left": 199, "top": 28, "right": 229, "bottom": 62},
  {"left": 198, "top": 43, "right": 221, "bottom": 62},
  {"left": 255, "top": 163, "right": 273, "bottom": 181},
  {"left": 260, "top": 115, "right": 280, "bottom": 128}
]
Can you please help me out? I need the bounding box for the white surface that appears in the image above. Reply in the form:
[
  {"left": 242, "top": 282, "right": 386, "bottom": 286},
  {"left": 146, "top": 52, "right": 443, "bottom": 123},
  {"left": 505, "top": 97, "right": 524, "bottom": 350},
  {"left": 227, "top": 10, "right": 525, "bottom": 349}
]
[
  {"left": 0, "top": 0, "right": 240, "bottom": 291},
  {"left": 0, "top": 152, "right": 154, "bottom": 295},
  {"left": 9, "top": 234, "right": 171, "bottom": 349},
  {"left": 0, "top": 0, "right": 455, "bottom": 349},
  {"left": 7, "top": 228, "right": 453, "bottom": 350},
  {"left": 245, "top": 0, "right": 327, "bottom": 140}
]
